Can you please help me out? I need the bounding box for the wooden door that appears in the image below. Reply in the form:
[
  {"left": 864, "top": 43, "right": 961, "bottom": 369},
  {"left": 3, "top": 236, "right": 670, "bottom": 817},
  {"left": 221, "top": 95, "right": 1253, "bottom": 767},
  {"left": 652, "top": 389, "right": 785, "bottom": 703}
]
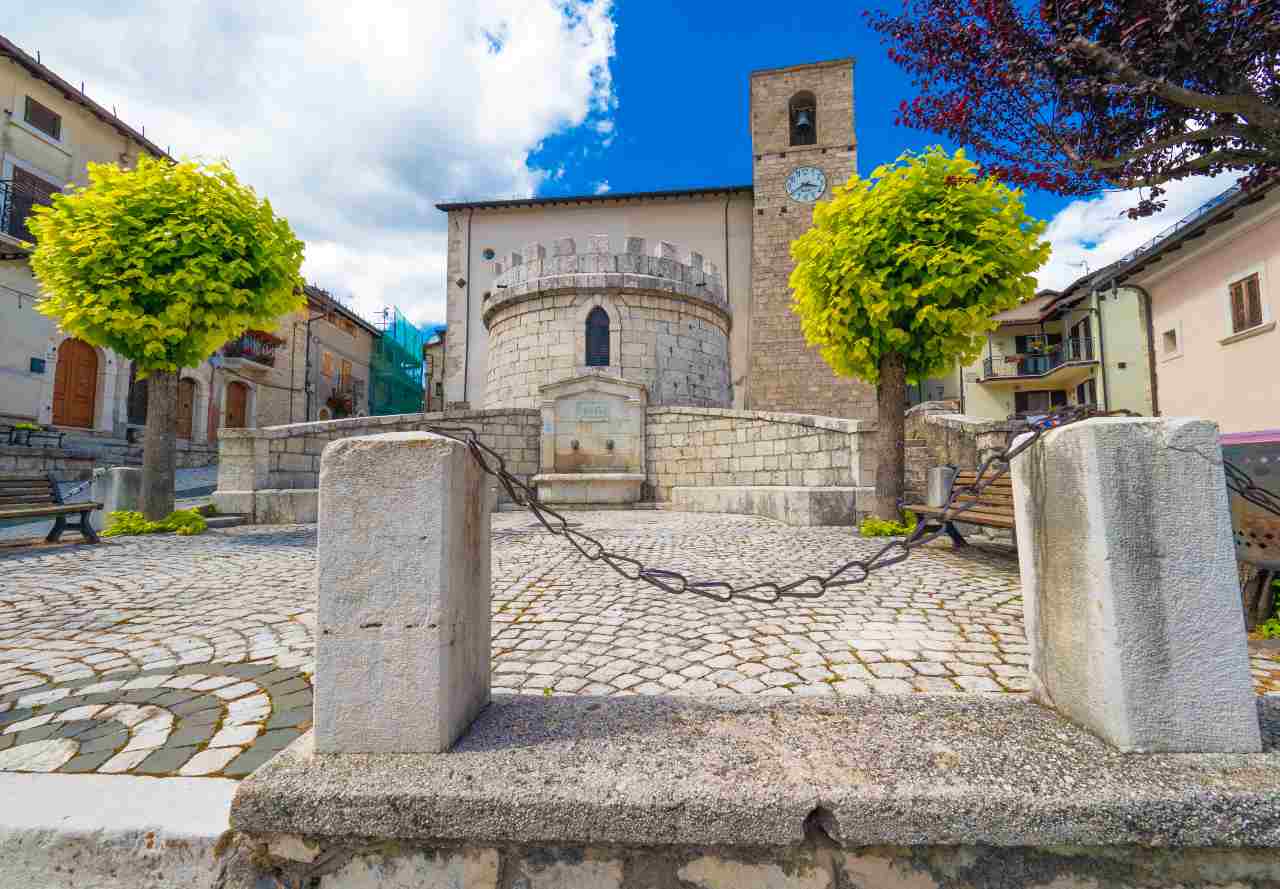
[
  {"left": 225, "top": 381, "right": 248, "bottom": 429},
  {"left": 52, "top": 338, "right": 97, "bottom": 428},
  {"left": 177, "top": 378, "right": 196, "bottom": 440}
]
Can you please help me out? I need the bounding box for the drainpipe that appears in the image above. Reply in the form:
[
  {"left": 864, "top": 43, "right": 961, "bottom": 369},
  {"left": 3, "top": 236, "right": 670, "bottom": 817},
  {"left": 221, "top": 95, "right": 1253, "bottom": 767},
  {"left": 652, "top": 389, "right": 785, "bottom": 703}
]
[
  {"left": 1121, "top": 282, "right": 1159, "bottom": 416},
  {"left": 1091, "top": 288, "right": 1109, "bottom": 410}
]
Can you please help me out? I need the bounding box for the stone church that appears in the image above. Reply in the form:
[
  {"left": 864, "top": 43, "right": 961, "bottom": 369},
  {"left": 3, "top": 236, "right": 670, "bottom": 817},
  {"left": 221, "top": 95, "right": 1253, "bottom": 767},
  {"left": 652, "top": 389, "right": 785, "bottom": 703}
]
[{"left": 436, "top": 58, "right": 877, "bottom": 420}]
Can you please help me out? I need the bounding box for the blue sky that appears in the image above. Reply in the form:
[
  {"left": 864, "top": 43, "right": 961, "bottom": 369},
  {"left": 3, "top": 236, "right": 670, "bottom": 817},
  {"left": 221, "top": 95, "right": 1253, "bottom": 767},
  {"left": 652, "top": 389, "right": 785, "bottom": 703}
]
[
  {"left": 3, "top": 1, "right": 1239, "bottom": 325},
  {"left": 529, "top": 1, "right": 1070, "bottom": 222}
]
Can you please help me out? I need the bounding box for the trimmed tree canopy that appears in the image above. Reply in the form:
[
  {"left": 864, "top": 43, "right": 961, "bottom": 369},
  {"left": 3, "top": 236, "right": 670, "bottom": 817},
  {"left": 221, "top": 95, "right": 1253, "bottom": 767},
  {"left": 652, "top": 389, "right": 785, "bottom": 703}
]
[
  {"left": 27, "top": 156, "right": 305, "bottom": 374},
  {"left": 789, "top": 147, "right": 1050, "bottom": 386}
]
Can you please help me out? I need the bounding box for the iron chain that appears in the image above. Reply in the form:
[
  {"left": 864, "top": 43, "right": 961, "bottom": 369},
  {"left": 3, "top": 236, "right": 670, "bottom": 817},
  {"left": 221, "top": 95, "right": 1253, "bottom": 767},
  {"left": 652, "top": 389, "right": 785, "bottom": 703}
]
[{"left": 413, "top": 404, "right": 1136, "bottom": 604}]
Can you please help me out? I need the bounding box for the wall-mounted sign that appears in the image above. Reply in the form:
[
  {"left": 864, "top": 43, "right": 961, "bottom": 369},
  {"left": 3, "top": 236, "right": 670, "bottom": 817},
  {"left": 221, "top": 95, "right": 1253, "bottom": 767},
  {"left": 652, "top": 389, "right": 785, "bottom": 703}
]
[{"left": 576, "top": 401, "right": 611, "bottom": 422}]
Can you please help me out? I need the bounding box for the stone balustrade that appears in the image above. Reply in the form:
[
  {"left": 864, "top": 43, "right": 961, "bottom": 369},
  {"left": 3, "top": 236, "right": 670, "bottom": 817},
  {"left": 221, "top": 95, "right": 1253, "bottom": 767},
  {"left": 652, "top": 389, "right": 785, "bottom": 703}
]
[{"left": 483, "top": 235, "right": 728, "bottom": 325}]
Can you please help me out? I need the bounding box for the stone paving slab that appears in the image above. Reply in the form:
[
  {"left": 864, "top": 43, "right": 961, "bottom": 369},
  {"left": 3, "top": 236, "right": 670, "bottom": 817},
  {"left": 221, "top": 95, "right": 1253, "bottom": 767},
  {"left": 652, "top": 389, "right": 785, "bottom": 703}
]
[{"left": 1, "top": 513, "right": 1276, "bottom": 779}]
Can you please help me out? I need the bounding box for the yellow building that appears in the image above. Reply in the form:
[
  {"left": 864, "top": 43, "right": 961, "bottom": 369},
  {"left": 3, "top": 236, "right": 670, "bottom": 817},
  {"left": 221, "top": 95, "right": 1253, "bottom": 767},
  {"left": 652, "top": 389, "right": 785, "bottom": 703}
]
[{"left": 958, "top": 275, "right": 1156, "bottom": 420}]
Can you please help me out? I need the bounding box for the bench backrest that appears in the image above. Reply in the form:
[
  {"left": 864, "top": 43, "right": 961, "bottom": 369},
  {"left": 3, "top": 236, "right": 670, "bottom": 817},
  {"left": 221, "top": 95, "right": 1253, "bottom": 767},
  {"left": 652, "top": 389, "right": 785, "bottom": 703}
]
[
  {"left": 951, "top": 471, "right": 1014, "bottom": 516},
  {"left": 0, "top": 474, "right": 60, "bottom": 507}
]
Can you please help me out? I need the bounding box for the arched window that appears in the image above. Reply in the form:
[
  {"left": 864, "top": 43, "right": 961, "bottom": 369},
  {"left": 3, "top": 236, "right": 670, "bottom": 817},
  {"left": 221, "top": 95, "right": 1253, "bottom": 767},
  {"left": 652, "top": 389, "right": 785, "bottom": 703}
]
[
  {"left": 789, "top": 91, "right": 816, "bottom": 146},
  {"left": 585, "top": 306, "right": 610, "bottom": 367}
]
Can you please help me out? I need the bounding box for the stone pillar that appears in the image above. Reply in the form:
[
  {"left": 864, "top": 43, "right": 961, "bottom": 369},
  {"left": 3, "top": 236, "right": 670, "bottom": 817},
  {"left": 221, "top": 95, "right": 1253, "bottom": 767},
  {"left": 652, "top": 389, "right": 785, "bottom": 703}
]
[
  {"left": 1012, "top": 417, "right": 1261, "bottom": 753},
  {"left": 315, "top": 431, "right": 491, "bottom": 754},
  {"left": 90, "top": 466, "right": 143, "bottom": 530}
]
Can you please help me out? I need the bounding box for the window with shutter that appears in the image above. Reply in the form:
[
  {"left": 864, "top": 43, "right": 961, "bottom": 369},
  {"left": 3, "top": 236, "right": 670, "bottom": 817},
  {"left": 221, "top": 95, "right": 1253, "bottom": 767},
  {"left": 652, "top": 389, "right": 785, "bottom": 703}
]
[
  {"left": 1229, "top": 273, "right": 1264, "bottom": 333},
  {"left": 23, "top": 96, "right": 62, "bottom": 140},
  {"left": 585, "top": 307, "right": 610, "bottom": 367}
]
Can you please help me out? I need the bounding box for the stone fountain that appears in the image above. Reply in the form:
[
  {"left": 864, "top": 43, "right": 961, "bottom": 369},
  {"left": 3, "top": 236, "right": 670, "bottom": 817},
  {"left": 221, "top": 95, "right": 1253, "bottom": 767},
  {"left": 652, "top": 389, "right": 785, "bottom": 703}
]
[{"left": 533, "top": 373, "right": 647, "bottom": 506}]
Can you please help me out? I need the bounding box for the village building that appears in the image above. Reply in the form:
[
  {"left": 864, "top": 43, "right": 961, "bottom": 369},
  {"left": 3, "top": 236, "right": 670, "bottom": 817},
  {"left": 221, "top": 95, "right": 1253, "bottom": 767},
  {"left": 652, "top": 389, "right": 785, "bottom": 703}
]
[
  {"left": 1106, "top": 178, "right": 1279, "bottom": 435},
  {"left": 955, "top": 277, "right": 1156, "bottom": 420},
  {"left": 435, "top": 59, "right": 877, "bottom": 420}
]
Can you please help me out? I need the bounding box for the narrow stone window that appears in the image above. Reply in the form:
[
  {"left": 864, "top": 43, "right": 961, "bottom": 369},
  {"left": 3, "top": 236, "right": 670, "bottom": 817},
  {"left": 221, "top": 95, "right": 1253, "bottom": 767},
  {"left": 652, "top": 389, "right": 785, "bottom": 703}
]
[
  {"left": 585, "top": 306, "right": 610, "bottom": 366},
  {"left": 789, "top": 91, "right": 816, "bottom": 146}
]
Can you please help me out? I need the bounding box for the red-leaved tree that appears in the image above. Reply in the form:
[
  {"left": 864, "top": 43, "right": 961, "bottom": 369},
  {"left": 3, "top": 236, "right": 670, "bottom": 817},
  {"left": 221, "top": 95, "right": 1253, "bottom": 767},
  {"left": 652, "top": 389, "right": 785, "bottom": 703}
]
[{"left": 867, "top": 0, "right": 1280, "bottom": 216}]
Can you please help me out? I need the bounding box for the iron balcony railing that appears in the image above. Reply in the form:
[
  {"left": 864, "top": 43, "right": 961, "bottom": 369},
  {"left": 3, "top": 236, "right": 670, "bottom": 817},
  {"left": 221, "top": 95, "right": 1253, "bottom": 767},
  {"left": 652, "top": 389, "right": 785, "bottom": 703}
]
[
  {"left": 982, "top": 338, "right": 1095, "bottom": 379},
  {"left": 0, "top": 178, "right": 55, "bottom": 244},
  {"left": 221, "top": 331, "right": 282, "bottom": 367}
]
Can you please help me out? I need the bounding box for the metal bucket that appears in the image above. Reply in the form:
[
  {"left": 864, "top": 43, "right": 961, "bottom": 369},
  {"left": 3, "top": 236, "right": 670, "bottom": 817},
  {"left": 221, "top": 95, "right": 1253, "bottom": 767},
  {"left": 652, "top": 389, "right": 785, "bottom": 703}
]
[{"left": 1222, "top": 430, "right": 1280, "bottom": 571}]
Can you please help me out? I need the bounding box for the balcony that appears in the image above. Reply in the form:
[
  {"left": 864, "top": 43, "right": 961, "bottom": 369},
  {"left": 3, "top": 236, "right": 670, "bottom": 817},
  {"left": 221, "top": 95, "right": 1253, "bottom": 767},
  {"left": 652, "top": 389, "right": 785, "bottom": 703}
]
[
  {"left": 219, "top": 330, "right": 283, "bottom": 377},
  {"left": 981, "top": 338, "right": 1096, "bottom": 386},
  {"left": 0, "top": 178, "right": 54, "bottom": 248},
  {"left": 317, "top": 373, "right": 365, "bottom": 419}
]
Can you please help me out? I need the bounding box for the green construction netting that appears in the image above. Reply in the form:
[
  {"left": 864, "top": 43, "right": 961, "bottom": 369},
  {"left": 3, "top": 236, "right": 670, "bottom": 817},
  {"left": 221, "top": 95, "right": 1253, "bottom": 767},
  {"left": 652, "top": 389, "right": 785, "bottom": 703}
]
[{"left": 369, "top": 307, "right": 427, "bottom": 416}]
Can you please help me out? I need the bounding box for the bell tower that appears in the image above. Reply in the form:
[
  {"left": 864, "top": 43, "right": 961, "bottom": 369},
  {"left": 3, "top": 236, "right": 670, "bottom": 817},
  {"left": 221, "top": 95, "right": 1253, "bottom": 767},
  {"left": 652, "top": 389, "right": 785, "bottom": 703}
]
[{"left": 746, "top": 59, "right": 876, "bottom": 419}]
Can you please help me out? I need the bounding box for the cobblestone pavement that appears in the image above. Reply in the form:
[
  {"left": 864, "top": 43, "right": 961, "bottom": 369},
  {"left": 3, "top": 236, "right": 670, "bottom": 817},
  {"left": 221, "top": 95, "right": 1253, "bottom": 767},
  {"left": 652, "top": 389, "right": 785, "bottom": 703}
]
[{"left": 1, "top": 513, "right": 1277, "bottom": 778}]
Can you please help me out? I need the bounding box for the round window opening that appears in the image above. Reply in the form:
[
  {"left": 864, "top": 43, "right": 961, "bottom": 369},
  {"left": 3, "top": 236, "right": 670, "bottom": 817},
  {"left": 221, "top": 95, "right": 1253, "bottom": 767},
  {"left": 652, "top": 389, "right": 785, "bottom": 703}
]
[{"left": 482, "top": 248, "right": 496, "bottom": 261}]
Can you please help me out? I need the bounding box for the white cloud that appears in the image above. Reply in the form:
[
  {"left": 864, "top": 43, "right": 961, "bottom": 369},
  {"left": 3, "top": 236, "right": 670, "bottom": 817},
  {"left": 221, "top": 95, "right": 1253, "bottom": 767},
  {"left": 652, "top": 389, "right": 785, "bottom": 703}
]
[
  {"left": 1038, "top": 172, "right": 1243, "bottom": 291},
  {"left": 593, "top": 180, "right": 612, "bottom": 194},
  {"left": 2, "top": 0, "right": 617, "bottom": 324}
]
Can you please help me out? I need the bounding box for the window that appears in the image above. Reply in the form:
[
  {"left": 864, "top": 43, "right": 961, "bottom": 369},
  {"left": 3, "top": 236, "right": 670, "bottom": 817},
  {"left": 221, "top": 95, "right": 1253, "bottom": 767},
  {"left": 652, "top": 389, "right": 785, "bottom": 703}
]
[
  {"left": 29, "top": 357, "right": 45, "bottom": 374},
  {"left": 6, "top": 167, "right": 60, "bottom": 242},
  {"left": 789, "top": 92, "right": 817, "bottom": 146},
  {"left": 585, "top": 306, "right": 609, "bottom": 366},
  {"left": 1163, "top": 329, "right": 1178, "bottom": 353},
  {"left": 1015, "top": 389, "right": 1067, "bottom": 415},
  {"left": 321, "top": 351, "right": 333, "bottom": 378},
  {"left": 435, "top": 382, "right": 443, "bottom": 397},
  {"left": 1229, "top": 273, "right": 1264, "bottom": 334},
  {"left": 23, "top": 96, "right": 62, "bottom": 141},
  {"left": 1068, "top": 318, "right": 1093, "bottom": 360},
  {"left": 1076, "top": 378, "right": 1098, "bottom": 407}
]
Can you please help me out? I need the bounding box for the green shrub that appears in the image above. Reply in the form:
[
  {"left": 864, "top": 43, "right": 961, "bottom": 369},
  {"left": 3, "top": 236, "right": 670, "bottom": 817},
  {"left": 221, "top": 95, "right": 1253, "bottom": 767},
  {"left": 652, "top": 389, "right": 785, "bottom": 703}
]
[
  {"left": 859, "top": 510, "right": 918, "bottom": 537},
  {"left": 102, "top": 508, "right": 207, "bottom": 538},
  {"left": 1259, "top": 616, "right": 1280, "bottom": 640}
]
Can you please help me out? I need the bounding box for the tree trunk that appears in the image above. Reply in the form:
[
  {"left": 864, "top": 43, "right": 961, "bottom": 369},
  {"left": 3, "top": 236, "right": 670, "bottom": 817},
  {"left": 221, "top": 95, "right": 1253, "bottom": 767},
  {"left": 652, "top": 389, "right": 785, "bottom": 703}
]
[
  {"left": 874, "top": 352, "right": 907, "bottom": 521},
  {"left": 142, "top": 370, "right": 178, "bottom": 521}
]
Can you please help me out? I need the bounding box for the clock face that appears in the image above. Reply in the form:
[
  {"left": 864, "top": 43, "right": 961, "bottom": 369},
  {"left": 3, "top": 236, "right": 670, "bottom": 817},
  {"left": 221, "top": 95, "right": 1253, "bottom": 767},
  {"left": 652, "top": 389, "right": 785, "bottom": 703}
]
[{"left": 786, "top": 166, "right": 827, "bottom": 203}]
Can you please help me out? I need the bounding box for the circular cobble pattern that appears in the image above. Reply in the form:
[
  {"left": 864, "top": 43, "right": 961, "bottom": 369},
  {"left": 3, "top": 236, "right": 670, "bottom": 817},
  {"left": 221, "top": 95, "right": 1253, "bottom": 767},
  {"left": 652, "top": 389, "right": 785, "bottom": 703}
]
[{"left": 1, "top": 513, "right": 1277, "bottom": 778}]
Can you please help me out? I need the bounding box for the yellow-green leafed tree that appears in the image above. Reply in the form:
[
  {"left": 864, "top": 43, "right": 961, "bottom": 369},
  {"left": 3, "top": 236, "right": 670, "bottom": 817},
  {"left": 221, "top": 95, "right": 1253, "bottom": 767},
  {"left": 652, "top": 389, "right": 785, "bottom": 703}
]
[
  {"left": 27, "top": 156, "right": 305, "bottom": 519},
  {"left": 790, "top": 147, "right": 1049, "bottom": 521}
]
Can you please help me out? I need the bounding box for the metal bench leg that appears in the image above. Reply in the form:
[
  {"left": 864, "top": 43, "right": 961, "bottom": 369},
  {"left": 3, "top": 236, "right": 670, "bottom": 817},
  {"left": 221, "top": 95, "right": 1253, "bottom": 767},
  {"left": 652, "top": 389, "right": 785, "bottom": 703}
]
[
  {"left": 943, "top": 521, "right": 968, "bottom": 548},
  {"left": 77, "top": 510, "right": 100, "bottom": 544},
  {"left": 45, "top": 514, "right": 67, "bottom": 543}
]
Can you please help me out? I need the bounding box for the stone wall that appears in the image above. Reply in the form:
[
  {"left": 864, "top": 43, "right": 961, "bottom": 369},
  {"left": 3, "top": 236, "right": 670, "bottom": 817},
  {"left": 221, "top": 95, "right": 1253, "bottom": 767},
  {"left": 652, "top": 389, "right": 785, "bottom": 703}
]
[
  {"left": 0, "top": 444, "right": 96, "bottom": 481},
  {"left": 215, "top": 409, "right": 540, "bottom": 508},
  {"left": 482, "top": 237, "right": 732, "bottom": 409},
  {"left": 644, "top": 406, "right": 874, "bottom": 502}
]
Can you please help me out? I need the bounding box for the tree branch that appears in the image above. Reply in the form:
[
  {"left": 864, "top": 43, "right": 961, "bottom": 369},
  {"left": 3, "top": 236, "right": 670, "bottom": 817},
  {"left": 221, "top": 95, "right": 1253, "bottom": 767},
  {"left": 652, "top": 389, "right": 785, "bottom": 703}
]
[
  {"left": 1067, "top": 36, "right": 1280, "bottom": 131},
  {"left": 1118, "top": 149, "right": 1273, "bottom": 188},
  {"left": 1088, "top": 124, "right": 1261, "bottom": 170}
]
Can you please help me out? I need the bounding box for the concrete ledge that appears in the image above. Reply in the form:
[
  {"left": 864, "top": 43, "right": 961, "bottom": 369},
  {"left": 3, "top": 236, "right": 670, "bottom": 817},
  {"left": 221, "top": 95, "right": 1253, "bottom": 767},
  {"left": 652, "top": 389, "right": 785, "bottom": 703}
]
[
  {"left": 670, "top": 485, "right": 870, "bottom": 526},
  {"left": 535, "top": 472, "right": 645, "bottom": 506},
  {"left": 217, "top": 408, "right": 541, "bottom": 441},
  {"left": 231, "top": 695, "right": 1280, "bottom": 850},
  {"left": 0, "top": 773, "right": 235, "bottom": 889}
]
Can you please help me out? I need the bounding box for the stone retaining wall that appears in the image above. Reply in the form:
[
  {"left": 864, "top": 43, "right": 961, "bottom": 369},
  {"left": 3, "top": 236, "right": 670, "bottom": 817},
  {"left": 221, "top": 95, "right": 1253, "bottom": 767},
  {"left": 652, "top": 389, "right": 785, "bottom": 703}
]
[
  {"left": 644, "top": 407, "right": 875, "bottom": 502},
  {"left": 903, "top": 402, "right": 1016, "bottom": 502},
  {"left": 0, "top": 445, "right": 96, "bottom": 481},
  {"left": 214, "top": 409, "right": 540, "bottom": 519}
]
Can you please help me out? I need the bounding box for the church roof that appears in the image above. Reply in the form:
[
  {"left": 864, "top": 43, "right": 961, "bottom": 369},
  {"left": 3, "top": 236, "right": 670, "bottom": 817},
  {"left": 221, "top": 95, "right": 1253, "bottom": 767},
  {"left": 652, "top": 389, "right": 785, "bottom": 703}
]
[{"left": 436, "top": 184, "right": 752, "bottom": 212}]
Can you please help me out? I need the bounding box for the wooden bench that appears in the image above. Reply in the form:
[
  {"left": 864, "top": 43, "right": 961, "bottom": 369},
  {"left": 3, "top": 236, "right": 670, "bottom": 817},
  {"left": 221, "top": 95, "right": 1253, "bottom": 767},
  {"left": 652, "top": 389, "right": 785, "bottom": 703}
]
[
  {"left": 0, "top": 474, "right": 102, "bottom": 543},
  {"left": 904, "top": 469, "right": 1014, "bottom": 547}
]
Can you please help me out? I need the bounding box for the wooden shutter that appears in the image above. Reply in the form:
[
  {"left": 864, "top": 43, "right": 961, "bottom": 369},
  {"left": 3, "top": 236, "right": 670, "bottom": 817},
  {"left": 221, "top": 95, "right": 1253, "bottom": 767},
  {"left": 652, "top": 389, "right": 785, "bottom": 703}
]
[
  {"left": 1245, "top": 274, "right": 1263, "bottom": 329},
  {"left": 1230, "top": 280, "right": 1248, "bottom": 333},
  {"left": 321, "top": 351, "right": 333, "bottom": 377},
  {"left": 340, "top": 358, "right": 352, "bottom": 385}
]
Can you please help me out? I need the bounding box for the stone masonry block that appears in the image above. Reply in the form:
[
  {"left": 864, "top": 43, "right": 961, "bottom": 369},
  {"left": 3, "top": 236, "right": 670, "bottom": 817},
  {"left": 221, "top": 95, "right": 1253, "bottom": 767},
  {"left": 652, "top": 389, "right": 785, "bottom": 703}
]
[
  {"left": 586, "top": 233, "right": 610, "bottom": 254},
  {"left": 625, "top": 237, "right": 646, "bottom": 255},
  {"left": 315, "top": 432, "right": 491, "bottom": 754},
  {"left": 522, "top": 242, "right": 546, "bottom": 264},
  {"left": 1012, "top": 417, "right": 1260, "bottom": 753}
]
